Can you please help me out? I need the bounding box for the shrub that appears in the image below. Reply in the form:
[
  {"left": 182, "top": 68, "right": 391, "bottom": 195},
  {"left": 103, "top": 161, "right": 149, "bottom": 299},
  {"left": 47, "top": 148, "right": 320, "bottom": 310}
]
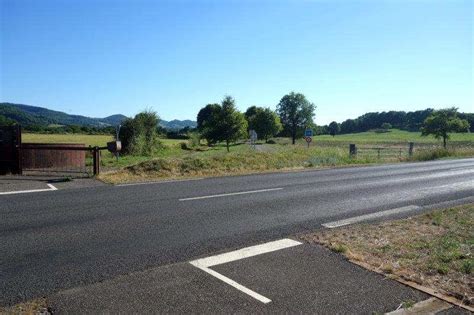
[{"left": 119, "top": 110, "right": 162, "bottom": 156}]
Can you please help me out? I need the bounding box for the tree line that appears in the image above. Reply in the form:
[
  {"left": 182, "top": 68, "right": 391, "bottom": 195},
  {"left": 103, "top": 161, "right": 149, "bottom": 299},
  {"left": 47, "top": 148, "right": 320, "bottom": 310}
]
[
  {"left": 197, "top": 92, "right": 315, "bottom": 150},
  {"left": 321, "top": 109, "right": 474, "bottom": 135}
]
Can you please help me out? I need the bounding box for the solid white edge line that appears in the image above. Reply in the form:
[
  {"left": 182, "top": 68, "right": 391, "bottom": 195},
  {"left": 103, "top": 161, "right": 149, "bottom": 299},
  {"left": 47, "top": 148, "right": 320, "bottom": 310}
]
[
  {"left": 179, "top": 187, "right": 283, "bottom": 201},
  {"left": 189, "top": 238, "right": 302, "bottom": 304},
  {"left": 0, "top": 183, "right": 58, "bottom": 195},
  {"left": 191, "top": 238, "right": 302, "bottom": 268},
  {"left": 192, "top": 265, "right": 272, "bottom": 304},
  {"left": 322, "top": 205, "right": 421, "bottom": 228},
  {"left": 116, "top": 178, "right": 204, "bottom": 186}
]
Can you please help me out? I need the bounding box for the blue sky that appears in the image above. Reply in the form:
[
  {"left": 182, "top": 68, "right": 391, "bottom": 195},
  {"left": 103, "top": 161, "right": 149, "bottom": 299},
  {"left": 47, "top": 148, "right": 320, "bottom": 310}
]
[{"left": 1, "top": 0, "right": 472, "bottom": 124}]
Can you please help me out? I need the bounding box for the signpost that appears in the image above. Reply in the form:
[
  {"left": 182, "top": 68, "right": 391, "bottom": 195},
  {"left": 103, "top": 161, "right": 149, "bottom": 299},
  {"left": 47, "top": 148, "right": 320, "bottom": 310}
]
[
  {"left": 304, "top": 129, "right": 313, "bottom": 148},
  {"left": 249, "top": 130, "right": 258, "bottom": 149}
]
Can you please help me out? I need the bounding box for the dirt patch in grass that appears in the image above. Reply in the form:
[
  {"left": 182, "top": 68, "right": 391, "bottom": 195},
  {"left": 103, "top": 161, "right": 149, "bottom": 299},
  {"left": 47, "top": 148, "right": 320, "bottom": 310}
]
[
  {"left": 0, "top": 298, "right": 49, "bottom": 315},
  {"left": 300, "top": 204, "right": 474, "bottom": 306}
]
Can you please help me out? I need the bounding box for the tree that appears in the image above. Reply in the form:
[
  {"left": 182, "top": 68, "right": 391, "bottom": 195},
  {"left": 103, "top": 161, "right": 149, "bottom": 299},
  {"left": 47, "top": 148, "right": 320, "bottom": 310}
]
[
  {"left": 244, "top": 106, "right": 258, "bottom": 121},
  {"left": 197, "top": 104, "right": 221, "bottom": 146},
  {"left": 421, "top": 107, "right": 470, "bottom": 148},
  {"left": 218, "top": 96, "right": 248, "bottom": 152},
  {"left": 246, "top": 107, "right": 282, "bottom": 142},
  {"left": 381, "top": 122, "right": 392, "bottom": 130},
  {"left": 196, "top": 96, "right": 247, "bottom": 151},
  {"left": 276, "top": 92, "right": 315, "bottom": 144},
  {"left": 328, "top": 121, "right": 340, "bottom": 137}
]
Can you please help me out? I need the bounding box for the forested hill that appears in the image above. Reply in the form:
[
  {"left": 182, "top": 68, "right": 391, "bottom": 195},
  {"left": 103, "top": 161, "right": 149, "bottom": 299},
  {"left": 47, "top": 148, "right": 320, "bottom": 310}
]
[
  {"left": 0, "top": 103, "right": 197, "bottom": 130},
  {"left": 0, "top": 103, "right": 127, "bottom": 127}
]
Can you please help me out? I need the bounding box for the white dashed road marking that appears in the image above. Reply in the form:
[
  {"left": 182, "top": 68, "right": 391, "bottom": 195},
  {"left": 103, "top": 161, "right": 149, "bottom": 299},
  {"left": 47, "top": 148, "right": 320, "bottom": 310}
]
[
  {"left": 190, "top": 238, "right": 302, "bottom": 303},
  {"left": 179, "top": 188, "right": 283, "bottom": 201},
  {"left": 322, "top": 205, "right": 421, "bottom": 228},
  {"left": 0, "top": 183, "right": 58, "bottom": 195}
]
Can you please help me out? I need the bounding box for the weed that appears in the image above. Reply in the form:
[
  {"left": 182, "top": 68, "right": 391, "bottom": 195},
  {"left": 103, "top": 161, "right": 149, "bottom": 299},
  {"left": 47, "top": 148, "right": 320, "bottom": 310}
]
[
  {"left": 402, "top": 300, "right": 415, "bottom": 309},
  {"left": 330, "top": 243, "right": 348, "bottom": 253},
  {"left": 461, "top": 259, "right": 473, "bottom": 274}
]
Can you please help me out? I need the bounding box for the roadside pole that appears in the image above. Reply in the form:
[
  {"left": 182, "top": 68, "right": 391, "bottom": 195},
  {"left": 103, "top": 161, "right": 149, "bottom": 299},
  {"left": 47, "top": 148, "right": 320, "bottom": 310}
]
[{"left": 304, "top": 129, "right": 313, "bottom": 148}]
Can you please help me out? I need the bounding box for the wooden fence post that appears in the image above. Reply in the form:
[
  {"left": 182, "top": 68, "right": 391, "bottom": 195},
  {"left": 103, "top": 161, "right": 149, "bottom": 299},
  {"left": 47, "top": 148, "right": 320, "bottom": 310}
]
[
  {"left": 349, "top": 144, "right": 357, "bottom": 158},
  {"left": 408, "top": 142, "right": 414, "bottom": 158}
]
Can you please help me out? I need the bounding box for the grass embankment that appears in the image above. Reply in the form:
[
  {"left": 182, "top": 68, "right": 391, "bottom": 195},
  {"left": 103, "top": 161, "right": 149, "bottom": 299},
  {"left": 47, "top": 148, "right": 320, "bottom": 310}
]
[
  {"left": 300, "top": 204, "right": 474, "bottom": 306},
  {"left": 23, "top": 130, "right": 474, "bottom": 183},
  {"left": 98, "top": 145, "right": 377, "bottom": 183}
]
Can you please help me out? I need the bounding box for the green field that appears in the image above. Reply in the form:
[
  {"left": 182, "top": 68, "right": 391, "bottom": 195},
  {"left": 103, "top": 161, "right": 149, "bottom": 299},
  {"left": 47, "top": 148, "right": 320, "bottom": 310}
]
[
  {"left": 23, "top": 129, "right": 474, "bottom": 147},
  {"left": 22, "top": 130, "right": 474, "bottom": 183}
]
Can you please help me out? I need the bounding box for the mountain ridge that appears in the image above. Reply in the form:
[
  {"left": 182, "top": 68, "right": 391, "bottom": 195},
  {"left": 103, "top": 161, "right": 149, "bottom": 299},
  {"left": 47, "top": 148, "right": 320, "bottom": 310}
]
[{"left": 0, "top": 103, "right": 197, "bottom": 130}]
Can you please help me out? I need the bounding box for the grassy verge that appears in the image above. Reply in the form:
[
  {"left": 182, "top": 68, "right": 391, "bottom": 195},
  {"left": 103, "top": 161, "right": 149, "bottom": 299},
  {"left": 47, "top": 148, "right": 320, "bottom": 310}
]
[
  {"left": 98, "top": 145, "right": 379, "bottom": 183},
  {"left": 300, "top": 204, "right": 474, "bottom": 306},
  {"left": 0, "top": 298, "right": 49, "bottom": 315},
  {"left": 22, "top": 131, "right": 474, "bottom": 183}
]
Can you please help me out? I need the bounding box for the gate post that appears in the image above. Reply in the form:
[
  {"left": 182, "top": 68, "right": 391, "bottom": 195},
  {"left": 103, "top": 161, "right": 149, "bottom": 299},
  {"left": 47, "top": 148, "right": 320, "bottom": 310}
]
[
  {"left": 349, "top": 144, "right": 357, "bottom": 158},
  {"left": 93, "top": 147, "right": 100, "bottom": 175},
  {"left": 17, "top": 125, "right": 23, "bottom": 175}
]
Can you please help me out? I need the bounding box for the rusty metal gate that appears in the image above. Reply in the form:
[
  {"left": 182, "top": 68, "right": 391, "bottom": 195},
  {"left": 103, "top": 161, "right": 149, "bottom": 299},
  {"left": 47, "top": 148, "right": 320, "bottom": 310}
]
[
  {"left": 20, "top": 143, "right": 93, "bottom": 177},
  {"left": 0, "top": 125, "right": 21, "bottom": 174}
]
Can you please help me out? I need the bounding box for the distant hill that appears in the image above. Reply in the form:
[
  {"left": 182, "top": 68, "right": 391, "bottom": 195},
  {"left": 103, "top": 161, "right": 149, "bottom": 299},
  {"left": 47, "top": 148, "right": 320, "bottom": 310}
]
[
  {"left": 160, "top": 119, "right": 197, "bottom": 130},
  {"left": 100, "top": 114, "right": 128, "bottom": 126},
  {"left": 0, "top": 103, "right": 197, "bottom": 130}
]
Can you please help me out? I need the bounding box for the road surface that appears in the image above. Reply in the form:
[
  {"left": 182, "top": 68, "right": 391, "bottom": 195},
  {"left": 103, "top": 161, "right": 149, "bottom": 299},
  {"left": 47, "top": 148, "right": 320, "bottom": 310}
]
[{"left": 1, "top": 158, "right": 473, "bottom": 309}]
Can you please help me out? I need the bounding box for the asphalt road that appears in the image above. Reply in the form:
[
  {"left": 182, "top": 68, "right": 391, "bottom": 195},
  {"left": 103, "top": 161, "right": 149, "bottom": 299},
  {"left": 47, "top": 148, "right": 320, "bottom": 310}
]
[{"left": 1, "top": 158, "right": 474, "bottom": 307}]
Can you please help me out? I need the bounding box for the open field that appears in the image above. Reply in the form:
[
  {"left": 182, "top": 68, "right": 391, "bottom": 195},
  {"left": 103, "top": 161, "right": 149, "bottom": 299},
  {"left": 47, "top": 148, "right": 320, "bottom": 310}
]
[
  {"left": 22, "top": 130, "right": 474, "bottom": 182},
  {"left": 300, "top": 203, "right": 474, "bottom": 306}
]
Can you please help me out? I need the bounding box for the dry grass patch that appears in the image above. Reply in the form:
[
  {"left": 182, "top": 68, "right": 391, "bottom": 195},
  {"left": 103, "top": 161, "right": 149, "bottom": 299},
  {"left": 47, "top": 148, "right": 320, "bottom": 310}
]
[
  {"left": 300, "top": 204, "right": 474, "bottom": 306},
  {"left": 0, "top": 298, "right": 49, "bottom": 315}
]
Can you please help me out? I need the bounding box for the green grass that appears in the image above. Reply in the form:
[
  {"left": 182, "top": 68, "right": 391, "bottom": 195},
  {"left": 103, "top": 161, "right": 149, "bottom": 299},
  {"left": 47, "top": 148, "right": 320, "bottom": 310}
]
[
  {"left": 22, "top": 130, "right": 474, "bottom": 182},
  {"left": 312, "top": 129, "right": 474, "bottom": 144},
  {"left": 302, "top": 203, "right": 474, "bottom": 304}
]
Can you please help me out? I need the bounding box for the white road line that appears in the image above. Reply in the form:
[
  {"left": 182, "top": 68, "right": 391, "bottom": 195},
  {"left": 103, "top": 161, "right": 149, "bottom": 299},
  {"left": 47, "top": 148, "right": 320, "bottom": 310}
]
[
  {"left": 179, "top": 187, "right": 283, "bottom": 201},
  {"left": 0, "top": 183, "right": 58, "bottom": 195},
  {"left": 193, "top": 265, "right": 272, "bottom": 304},
  {"left": 190, "top": 238, "right": 302, "bottom": 304},
  {"left": 191, "top": 238, "right": 302, "bottom": 268},
  {"left": 116, "top": 178, "right": 204, "bottom": 186},
  {"left": 322, "top": 205, "right": 421, "bottom": 228}
]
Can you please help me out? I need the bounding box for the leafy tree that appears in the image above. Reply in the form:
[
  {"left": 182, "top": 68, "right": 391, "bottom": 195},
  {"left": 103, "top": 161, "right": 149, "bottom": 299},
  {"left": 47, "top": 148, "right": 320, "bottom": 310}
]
[
  {"left": 197, "top": 104, "right": 221, "bottom": 146},
  {"left": 421, "top": 108, "right": 470, "bottom": 148},
  {"left": 196, "top": 96, "right": 247, "bottom": 151},
  {"left": 328, "top": 121, "right": 340, "bottom": 137},
  {"left": 218, "top": 96, "right": 248, "bottom": 152},
  {"left": 381, "top": 122, "right": 392, "bottom": 130},
  {"left": 246, "top": 107, "right": 282, "bottom": 142},
  {"left": 244, "top": 106, "right": 258, "bottom": 121},
  {"left": 276, "top": 92, "right": 316, "bottom": 144}
]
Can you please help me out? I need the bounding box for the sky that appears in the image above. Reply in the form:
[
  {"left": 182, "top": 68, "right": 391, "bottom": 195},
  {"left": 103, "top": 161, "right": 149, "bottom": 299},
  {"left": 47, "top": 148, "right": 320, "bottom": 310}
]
[{"left": 1, "top": 0, "right": 472, "bottom": 125}]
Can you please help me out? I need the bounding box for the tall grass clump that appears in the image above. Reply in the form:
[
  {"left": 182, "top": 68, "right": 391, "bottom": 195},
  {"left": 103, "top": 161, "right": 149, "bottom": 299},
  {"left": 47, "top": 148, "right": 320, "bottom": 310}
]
[{"left": 119, "top": 110, "right": 162, "bottom": 156}]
